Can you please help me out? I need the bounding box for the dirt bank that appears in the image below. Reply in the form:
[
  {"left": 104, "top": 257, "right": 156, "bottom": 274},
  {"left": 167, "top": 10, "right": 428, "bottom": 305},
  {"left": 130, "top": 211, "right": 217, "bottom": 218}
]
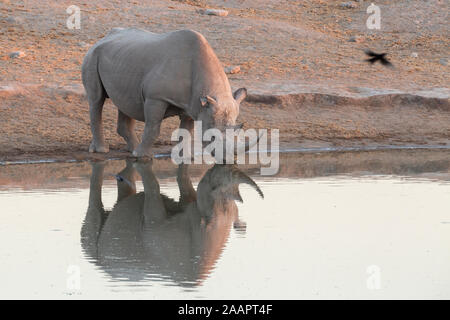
[
  {"left": 0, "top": 83, "right": 449, "bottom": 163},
  {"left": 0, "top": 0, "right": 449, "bottom": 162}
]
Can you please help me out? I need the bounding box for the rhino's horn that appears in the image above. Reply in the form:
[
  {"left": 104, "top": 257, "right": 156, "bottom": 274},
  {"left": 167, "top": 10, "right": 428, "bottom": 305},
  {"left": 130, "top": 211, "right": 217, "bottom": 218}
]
[{"left": 232, "top": 169, "right": 264, "bottom": 199}]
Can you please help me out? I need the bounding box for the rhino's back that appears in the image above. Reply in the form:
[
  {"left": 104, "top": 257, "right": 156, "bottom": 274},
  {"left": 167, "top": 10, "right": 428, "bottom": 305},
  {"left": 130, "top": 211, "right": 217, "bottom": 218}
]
[{"left": 83, "top": 28, "right": 208, "bottom": 120}]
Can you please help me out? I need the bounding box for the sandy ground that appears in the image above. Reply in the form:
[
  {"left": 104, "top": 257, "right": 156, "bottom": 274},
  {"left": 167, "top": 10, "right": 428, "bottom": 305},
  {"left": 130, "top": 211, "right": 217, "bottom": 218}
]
[{"left": 0, "top": 0, "right": 449, "bottom": 162}]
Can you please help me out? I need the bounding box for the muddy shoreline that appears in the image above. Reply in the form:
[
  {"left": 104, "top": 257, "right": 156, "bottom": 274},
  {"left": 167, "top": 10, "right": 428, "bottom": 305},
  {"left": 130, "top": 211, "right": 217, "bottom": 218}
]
[
  {"left": 1, "top": 143, "right": 450, "bottom": 167},
  {"left": 1, "top": 148, "right": 449, "bottom": 191}
]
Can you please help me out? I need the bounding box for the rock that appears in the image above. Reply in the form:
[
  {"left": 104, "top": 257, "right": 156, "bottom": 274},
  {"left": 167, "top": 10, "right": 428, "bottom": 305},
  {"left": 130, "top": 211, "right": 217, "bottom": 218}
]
[
  {"left": 340, "top": 2, "right": 357, "bottom": 9},
  {"left": 224, "top": 66, "right": 240, "bottom": 74},
  {"left": 439, "top": 58, "right": 447, "bottom": 66},
  {"left": 78, "top": 41, "right": 89, "bottom": 48},
  {"left": 411, "top": 52, "right": 419, "bottom": 58},
  {"left": 203, "top": 9, "right": 228, "bottom": 17},
  {"left": 348, "top": 36, "right": 364, "bottom": 43},
  {"left": 9, "top": 51, "right": 25, "bottom": 59},
  {"left": 5, "top": 16, "right": 17, "bottom": 23},
  {"left": 3, "top": 16, "right": 23, "bottom": 24},
  {"left": 0, "top": 85, "right": 23, "bottom": 98}
]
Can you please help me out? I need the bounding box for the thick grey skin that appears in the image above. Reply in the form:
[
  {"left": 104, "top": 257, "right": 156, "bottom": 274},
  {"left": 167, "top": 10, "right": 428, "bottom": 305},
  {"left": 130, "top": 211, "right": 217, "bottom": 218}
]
[
  {"left": 82, "top": 28, "right": 247, "bottom": 157},
  {"left": 81, "top": 161, "right": 263, "bottom": 284}
]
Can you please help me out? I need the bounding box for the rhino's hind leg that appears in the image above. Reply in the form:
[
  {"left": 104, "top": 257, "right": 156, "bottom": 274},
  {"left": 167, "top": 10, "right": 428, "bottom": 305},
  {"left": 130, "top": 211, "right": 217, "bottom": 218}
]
[
  {"left": 85, "top": 76, "right": 109, "bottom": 153},
  {"left": 132, "top": 99, "right": 168, "bottom": 158},
  {"left": 117, "top": 111, "right": 140, "bottom": 152},
  {"left": 88, "top": 97, "right": 109, "bottom": 153},
  {"left": 88, "top": 161, "right": 106, "bottom": 210},
  {"left": 81, "top": 161, "right": 107, "bottom": 258}
]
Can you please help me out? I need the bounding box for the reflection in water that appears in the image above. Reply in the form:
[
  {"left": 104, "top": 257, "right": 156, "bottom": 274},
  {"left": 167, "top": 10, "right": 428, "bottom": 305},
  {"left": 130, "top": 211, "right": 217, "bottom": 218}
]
[
  {"left": 1, "top": 151, "right": 449, "bottom": 299},
  {"left": 81, "top": 161, "right": 264, "bottom": 287}
]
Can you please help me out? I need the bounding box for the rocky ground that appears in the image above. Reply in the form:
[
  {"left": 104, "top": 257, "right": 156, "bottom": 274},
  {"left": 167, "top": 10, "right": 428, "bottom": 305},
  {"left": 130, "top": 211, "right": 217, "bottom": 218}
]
[{"left": 0, "top": 0, "right": 449, "bottom": 162}]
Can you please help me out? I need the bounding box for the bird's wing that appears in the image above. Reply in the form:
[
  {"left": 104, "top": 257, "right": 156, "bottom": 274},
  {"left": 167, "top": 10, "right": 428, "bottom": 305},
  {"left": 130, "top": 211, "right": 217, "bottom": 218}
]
[
  {"left": 364, "top": 49, "right": 378, "bottom": 57},
  {"left": 380, "top": 58, "right": 393, "bottom": 67},
  {"left": 365, "top": 57, "right": 378, "bottom": 64}
]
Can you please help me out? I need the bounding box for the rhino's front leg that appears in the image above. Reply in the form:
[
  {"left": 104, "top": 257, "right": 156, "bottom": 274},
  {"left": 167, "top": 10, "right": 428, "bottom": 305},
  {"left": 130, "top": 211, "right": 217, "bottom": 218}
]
[
  {"left": 179, "top": 114, "right": 194, "bottom": 134},
  {"left": 132, "top": 99, "right": 168, "bottom": 157},
  {"left": 177, "top": 164, "right": 197, "bottom": 204}
]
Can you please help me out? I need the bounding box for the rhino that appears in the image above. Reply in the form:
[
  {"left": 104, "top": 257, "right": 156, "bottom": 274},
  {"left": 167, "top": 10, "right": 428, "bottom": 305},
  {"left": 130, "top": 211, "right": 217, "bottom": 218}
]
[
  {"left": 82, "top": 28, "right": 249, "bottom": 157},
  {"left": 81, "top": 160, "right": 264, "bottom": 285}
]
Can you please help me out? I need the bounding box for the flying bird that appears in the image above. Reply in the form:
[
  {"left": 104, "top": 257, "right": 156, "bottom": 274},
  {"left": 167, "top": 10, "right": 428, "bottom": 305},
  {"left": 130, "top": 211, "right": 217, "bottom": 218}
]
[{"left": 364, "top": 49, "right": 393, "bottom": 68}]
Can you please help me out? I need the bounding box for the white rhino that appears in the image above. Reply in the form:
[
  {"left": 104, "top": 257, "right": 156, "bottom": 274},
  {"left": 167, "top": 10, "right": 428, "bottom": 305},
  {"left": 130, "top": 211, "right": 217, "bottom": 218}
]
[
  {"left": 81, "top": 161, "right": 263, "bottom": 285},
  {"left": 82, "top": 28, "right": 249, "bottom": 157}
]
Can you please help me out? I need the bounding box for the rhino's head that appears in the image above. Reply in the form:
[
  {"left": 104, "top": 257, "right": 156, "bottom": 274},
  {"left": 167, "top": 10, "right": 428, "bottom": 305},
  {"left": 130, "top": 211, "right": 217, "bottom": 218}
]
[
  {"left": 197, "top": 88, "right": 258, "bottom": 156},
  {"left": 196, "top": 164, "right": 264, "bottom": 217},
  {"left": 197, "top": 87, "right": 247, "bottom": 131}
]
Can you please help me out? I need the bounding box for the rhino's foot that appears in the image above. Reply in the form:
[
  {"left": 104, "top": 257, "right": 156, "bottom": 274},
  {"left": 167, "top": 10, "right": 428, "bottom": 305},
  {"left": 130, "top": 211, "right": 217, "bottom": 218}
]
[
  {"left": 131, "top": 147, "right": 153, "bottom": 158},
  {"left": 89, "top": 141, "right": 109, "bottom": 153},
  {"left": 125, "top": 141, "right": 139, "bottom": 153}
]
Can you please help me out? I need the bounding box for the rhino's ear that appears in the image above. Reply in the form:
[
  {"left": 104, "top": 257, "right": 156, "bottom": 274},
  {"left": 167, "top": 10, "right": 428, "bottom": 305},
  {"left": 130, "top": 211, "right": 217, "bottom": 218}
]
[
  {"left": 200, "top": 97, "right": 208, "bottom": 107},
  {"left": 200, "top": 95, "right": 217, "bottom": 107},
  {"left": 233, "top": 88, "right": 247, "bottom": 104}
]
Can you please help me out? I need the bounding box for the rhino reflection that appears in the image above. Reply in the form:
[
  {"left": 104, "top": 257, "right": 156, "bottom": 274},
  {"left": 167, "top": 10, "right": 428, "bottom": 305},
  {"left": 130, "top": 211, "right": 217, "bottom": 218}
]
[{"left": 81, "top": 160, "right": 263, "bottom": 286}]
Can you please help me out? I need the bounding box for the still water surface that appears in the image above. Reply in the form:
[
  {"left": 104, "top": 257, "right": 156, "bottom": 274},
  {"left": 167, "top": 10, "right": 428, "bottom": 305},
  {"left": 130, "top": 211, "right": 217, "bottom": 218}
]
[{"left": 0, "top": 150, "right": 449, "bottom": 299}]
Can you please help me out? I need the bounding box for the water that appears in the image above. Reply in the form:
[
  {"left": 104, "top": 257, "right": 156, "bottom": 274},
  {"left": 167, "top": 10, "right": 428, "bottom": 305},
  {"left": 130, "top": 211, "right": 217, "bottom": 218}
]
[{"left": 0, "top": 150, "right": 449, "bottom": 299}]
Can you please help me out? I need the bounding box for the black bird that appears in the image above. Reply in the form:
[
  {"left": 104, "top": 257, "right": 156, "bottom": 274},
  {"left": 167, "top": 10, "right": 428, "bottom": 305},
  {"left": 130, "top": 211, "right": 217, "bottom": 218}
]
[{"left": 364, "top": 49, "right": 393, "bottom": 68}]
